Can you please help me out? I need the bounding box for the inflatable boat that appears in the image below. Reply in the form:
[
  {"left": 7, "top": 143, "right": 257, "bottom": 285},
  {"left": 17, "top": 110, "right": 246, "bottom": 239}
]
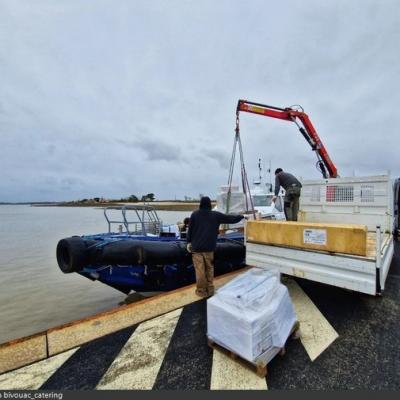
[{"left": 56, "top": 205, "right": 245, "bottom": 294}]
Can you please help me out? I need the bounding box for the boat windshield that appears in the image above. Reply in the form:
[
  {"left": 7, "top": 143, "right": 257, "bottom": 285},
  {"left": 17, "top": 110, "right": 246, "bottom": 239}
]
[{"left": 253, "top": 195, "right": 274, "bottom": 207}]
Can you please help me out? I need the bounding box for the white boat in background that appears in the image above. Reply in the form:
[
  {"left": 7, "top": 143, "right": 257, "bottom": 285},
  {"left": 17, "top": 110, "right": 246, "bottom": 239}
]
[
  {"left": 215, "top": 159, "right": 286, "bottom": 221},
  {"left": 250, "top": 181, "right": 285, "bottom": 220},
  {"left": 215, "top": 184, "right": 285, "bottom": 221}
]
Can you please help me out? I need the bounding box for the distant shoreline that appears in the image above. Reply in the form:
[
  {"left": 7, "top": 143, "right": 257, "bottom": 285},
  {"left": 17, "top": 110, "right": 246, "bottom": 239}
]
[
  {"left": 58, "top": 201, "right": 202, "bottom": 211},
  {"left": 1, "top": 201, "right": 216, "bottom": 212}
]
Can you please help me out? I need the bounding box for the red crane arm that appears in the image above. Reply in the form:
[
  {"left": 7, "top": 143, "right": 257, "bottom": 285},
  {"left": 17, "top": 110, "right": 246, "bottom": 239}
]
[{"left": 236, "top": 99, "right": 338, "bottom": 179}]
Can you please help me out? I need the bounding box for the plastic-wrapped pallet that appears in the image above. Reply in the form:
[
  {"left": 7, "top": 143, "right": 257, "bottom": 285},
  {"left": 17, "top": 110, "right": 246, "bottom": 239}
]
[{"left": 207, "top": 268, "right": 297, "bottom": 364}]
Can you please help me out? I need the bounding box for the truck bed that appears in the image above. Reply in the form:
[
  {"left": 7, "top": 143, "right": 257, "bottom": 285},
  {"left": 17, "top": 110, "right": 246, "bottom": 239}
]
[
  {"left": 246, "top": 174, "right": 395, "bottom": 295},
  {"left": 246, "top": 232, "right": 394, "bottom": 296}
]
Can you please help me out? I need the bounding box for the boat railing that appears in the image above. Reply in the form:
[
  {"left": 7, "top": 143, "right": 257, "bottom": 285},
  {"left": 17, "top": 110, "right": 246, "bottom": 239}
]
[{"left": 103, "top": 205, "right": 162, "bottom": 235}]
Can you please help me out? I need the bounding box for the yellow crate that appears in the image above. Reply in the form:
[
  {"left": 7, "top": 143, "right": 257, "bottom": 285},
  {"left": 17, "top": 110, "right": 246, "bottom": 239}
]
[{"left": 246, "top": 220, "right": 368, "bottom": 256}]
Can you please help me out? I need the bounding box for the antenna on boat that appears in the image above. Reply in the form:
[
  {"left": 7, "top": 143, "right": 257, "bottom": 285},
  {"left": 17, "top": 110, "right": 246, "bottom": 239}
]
[
  {"left": 268, "top": 159, "right": 272, "bottom": 192},
  {"left": 253, "top": 158, "right": 262, "bottom": 186}
]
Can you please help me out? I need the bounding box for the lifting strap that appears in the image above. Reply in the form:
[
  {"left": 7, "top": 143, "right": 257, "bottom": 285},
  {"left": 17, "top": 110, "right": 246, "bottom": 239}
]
[{"left": 226, "top": 112, "right": 256, "bottom": 218}]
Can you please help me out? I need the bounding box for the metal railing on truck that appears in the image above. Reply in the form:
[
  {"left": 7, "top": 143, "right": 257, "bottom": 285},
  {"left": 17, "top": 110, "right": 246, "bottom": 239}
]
[{"left": 298, "top": 174, "right": 393, "bottom": 233}]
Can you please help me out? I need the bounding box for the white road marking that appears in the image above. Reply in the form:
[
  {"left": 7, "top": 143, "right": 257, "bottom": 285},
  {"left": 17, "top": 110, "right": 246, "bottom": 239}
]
[
  {"left": 285, "top": 279, "right": 339, "bottom": 361},
  {"left": 0, "top": 348, "right": 78, "bottom": 390},
  {"left": 96, "top": 308, "right": 182, "bottom": 390},
  {"left": 210, "top": 349, "right": 268, "bottom": 390},
  {"left": 0, "top": 279, "right": 339, "bottom": 390}
]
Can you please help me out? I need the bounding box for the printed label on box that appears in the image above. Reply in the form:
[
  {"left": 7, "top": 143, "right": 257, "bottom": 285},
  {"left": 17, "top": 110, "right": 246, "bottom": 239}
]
[{"left": 303, "top": 229, "right": 327, "bottom": 245}]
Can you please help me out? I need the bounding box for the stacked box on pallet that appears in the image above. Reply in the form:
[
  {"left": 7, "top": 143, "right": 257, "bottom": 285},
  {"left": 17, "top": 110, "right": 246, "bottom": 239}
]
[{"left": 207, "top": 268, "right": 297, "bottom": 364}]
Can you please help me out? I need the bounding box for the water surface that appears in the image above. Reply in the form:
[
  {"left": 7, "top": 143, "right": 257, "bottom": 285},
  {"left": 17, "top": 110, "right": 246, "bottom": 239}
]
[{"left": 0, "top": 205, "right": 189, "bottom": 343}]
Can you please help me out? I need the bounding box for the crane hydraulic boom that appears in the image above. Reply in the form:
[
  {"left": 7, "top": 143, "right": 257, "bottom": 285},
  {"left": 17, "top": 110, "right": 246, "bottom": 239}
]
[{"left": 236, "top": 99, "right": 338, "bottom": 179}]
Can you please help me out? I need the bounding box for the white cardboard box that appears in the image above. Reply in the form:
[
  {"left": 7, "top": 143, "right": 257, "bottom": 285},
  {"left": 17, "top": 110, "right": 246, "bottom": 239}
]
[{"left": 207, "top": 268, "right": 297, "bottom": 363}]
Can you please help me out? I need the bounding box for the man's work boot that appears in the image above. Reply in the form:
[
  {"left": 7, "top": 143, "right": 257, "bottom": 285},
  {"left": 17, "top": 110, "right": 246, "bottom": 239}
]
[
  {"left": 195, "top": 288, "right": 208, "bottom": 298},
  {"left": 207, "top": 285, "right": 215, "bottom": 297}
]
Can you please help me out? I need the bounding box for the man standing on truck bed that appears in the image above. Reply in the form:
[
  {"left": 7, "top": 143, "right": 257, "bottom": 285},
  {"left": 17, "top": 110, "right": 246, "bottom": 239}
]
[
  {"left": 186, "top": 196, "right": 244, "bottom": 298},
  {"left": 273, "top": 168, "right": 302, "bottom": 221}
]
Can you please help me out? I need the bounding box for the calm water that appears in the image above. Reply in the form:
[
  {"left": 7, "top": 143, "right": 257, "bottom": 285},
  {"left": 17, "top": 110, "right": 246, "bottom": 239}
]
[{"left": 0, "top": 205, "right": 189, "bottom": 344}]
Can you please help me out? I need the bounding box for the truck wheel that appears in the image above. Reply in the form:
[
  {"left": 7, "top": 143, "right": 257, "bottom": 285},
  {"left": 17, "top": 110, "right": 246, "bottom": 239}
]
[{"left": 56, "top": 236, "right": 88, "bottom": 273}]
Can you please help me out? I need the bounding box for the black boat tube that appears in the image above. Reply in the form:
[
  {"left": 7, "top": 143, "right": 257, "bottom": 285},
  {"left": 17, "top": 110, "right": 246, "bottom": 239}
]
[{"left": 57, "top": 236, "right": 245, "bottom": 274}]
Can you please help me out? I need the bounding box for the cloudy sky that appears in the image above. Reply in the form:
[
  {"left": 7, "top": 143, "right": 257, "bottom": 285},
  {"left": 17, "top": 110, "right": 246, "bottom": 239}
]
[{"left": 1, "top": 0, "right": 399, "bottom": 202}]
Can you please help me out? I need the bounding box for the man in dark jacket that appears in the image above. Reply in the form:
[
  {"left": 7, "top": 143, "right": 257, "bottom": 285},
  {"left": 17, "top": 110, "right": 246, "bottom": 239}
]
[
  {"left": 186, "top": 196, "right": 244, "bottom": 298},
  {"left": 273, "top": 168, "right": 302, "bottom": 221}
]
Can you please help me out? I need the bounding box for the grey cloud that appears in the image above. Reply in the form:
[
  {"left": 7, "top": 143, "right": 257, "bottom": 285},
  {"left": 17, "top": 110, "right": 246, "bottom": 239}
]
[
  {"left": 137, "top": 139, "right": 181, "bottom": 162},
  {"left": 46, "top": 144, "right": 56, "bottom": 156},
  {"left": 117, "top": 138, "right": 182, "bottom": 162},
  {"left": 60, "top": 177, "right": 81, "bottom": 187},
  {"left": 203, "top": 149, "right": 230, "bottom": 169},
  {"left": 0, "top": 0, "right": 399, "bottom": 202},
  {"left": 44, "top": 176, "right": 56, "bottom": 185}
]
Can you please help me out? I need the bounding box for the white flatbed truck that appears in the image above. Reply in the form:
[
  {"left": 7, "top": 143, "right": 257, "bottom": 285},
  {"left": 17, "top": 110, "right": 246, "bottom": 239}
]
[{"left": 246, "top": 174, "right": 395, "bottom": 295}]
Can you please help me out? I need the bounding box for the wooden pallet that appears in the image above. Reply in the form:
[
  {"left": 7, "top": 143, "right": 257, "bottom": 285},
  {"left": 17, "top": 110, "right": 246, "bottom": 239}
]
[{"left": 207, "top": 321, "right": 300, "bottom": 378}]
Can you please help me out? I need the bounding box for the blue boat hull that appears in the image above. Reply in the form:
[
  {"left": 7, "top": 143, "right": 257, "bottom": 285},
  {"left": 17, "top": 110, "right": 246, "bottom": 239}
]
[{"left": 57, "top": 232, "right": 245, "bottom": 294}]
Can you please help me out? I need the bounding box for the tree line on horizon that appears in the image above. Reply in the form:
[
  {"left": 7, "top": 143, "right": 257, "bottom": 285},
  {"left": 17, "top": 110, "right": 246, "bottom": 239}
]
[
  {"left": 122, "top": 193, "right": 156, "bottom": 202},
  {"left": 75, "top": 193, "right": 156, "bottom": 203},
  {"left": 74, "top": 193, "right": 214, "bottom": 204}
]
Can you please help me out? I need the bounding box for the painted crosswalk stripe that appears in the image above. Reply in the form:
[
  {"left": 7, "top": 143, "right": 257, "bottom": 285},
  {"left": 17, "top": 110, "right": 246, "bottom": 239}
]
[
  {"left": 0, "top": 281, "right": 339, "bottom": 390},
  {"left": 210, "top": 349, "right": 268, "bottom": 390},
  {"left": 40, "top": 325, "right": 136, "bottom": 390},
  {"left": 0, "top": 348, "right": 78, "bottom": 390},
  {"left": 96, "top": 308, "right": 182, "bottom": 390},
  {"left": 153, "top": 300, "right": 213, "bottom": 390},
  {"left": 285, "top": 279, "right": 339, "bottom": 361}
]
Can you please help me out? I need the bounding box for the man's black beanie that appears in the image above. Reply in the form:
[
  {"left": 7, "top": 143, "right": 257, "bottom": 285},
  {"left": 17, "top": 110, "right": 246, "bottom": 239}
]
[{"left": 199, "top": 196, "right": 212, "bottom": 210}]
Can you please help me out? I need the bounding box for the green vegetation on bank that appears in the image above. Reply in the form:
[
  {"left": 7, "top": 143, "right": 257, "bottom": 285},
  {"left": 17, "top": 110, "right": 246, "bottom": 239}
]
[
  {"left": 49, "top": 193, "right": 216, "bottom": 211},
  {"left": 56, "top": 201, "right": 206, "bottom": 211},
  {"left": 72, "top": 192, "right": 156, "bottom": 204},
  {"left": 4, "top": 193, "right": 216, "bottom": 211}
]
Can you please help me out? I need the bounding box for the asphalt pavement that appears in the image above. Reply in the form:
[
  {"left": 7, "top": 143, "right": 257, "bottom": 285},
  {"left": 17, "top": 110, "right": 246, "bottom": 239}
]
[{"left": 0, "top": 242, "right": 399, "bottom": 390}]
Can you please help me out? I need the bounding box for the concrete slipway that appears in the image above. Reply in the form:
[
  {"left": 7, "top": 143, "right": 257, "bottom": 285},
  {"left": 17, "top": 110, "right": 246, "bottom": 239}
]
[{"left": 0, "top": 243, "right": 399, "bottom": 390}]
